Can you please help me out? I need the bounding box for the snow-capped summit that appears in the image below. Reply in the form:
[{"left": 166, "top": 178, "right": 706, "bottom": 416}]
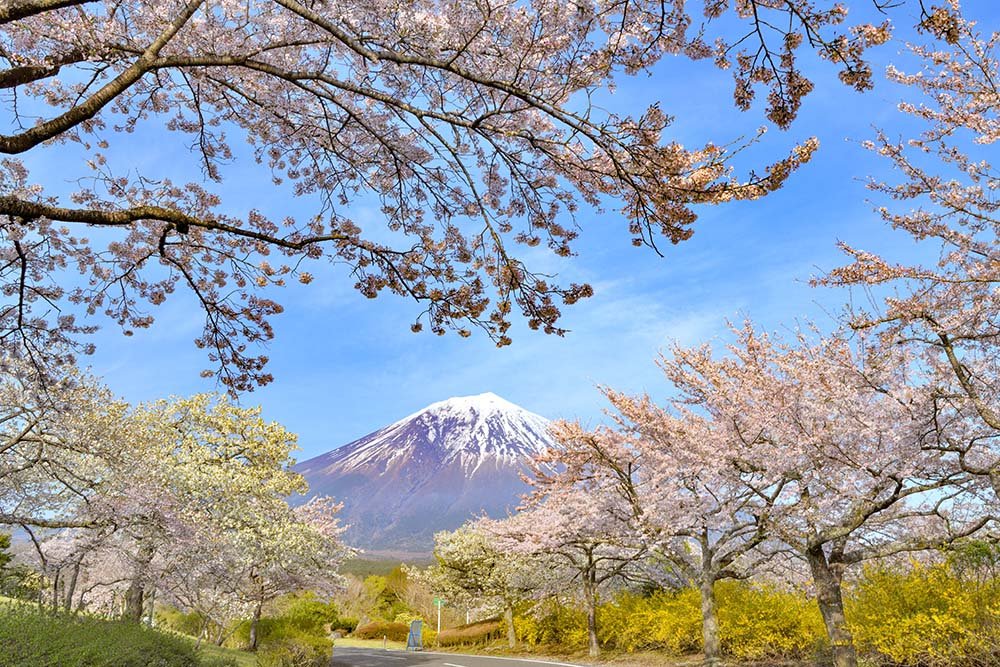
[{"left": 295, "top": 393, "right": 555, "bottom": 554}]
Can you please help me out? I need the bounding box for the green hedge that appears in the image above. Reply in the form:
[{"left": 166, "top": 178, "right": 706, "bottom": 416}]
[{"left": 0, "top": 606, "right": 231, "bottom": 667}]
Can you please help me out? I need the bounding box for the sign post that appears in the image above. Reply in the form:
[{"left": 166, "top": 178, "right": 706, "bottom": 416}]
[{"left": 433, "top": 597, "right": 444, "bottom": 634}]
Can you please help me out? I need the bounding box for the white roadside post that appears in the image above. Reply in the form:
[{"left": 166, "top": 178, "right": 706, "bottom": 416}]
[{"left": 433, "top": 597, "right": 444, "bottom": 634}]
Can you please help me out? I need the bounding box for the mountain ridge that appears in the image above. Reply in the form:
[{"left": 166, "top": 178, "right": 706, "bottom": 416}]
[{"left": 295, "top": 392, "right": 554, "bottom": 554}]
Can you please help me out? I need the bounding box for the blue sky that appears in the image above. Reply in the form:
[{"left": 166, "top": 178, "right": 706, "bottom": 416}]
[{"left": 60, "top": 2, "right": 998, "bottom": 461}]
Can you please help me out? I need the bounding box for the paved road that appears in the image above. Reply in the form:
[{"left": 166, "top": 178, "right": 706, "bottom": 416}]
[{"left": 330, "top": 647, "right": 583, "bottom": 667}]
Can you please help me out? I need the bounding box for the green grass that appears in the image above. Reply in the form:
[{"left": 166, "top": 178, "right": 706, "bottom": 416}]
[
  {"left": 339, "top": 556, "right": 435, "bottom": 578},
  {"left": 0, "top": 606, "right": 203, "bottom": 667},
  {"left": 0, "top": 594, "right": 32, "bottom": 608},
  {"left": 0, "top": 601, "right": 250, "bottom": 667},
  {"left": 194, "top": 642, "right": 256, "bottom": 667},
  {"left": 155, "top": 624, "right": 257, "bottom": 667}
]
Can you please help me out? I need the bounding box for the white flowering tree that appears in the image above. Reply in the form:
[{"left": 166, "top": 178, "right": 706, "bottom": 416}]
[{"left": 420, "top": 522, "right": 550, "bottom": 648}]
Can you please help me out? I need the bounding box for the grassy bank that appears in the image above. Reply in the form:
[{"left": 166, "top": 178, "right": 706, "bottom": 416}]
[{"left": 0, "top": 600, "right": 249, "bottom": 667}]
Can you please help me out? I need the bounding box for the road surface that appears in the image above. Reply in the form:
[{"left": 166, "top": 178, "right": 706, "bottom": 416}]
[{"left": 330, "top": 647, "right": 583, "bottom": 667}]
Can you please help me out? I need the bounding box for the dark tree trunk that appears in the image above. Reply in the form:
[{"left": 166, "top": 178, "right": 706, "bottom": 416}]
[
  {"left": 697, "top": 531, "right": 722, "bottom": 667},
  {"left": 146, "top": 587, "right": 156, "bottom": 626},
  {"left": 195, "top": 618, "right": 208, "bottom": 649},
  {"left": 75, "top": 588, "right": 87, "bottom": 613},
  {"left": 123, "top": 542, "right": 156, "bottom": 623},
  {"left": 806, "top": 546, "right": 857, "bottom": 667},
  {"left": 50, "top": 568, "right": 60, "bottom": 613}
]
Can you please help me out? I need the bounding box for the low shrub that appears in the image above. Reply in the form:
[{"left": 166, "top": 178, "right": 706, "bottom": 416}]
[
  {"left": 847, "top": 562, "right": 1000, "bottom": 666},
  {"left": 272, "top": 593, "right": 341, "bottom": 634},
  {"left": 599, "top": 588, "right": 701, "bottom": 654},
  {"left": 514, "top": 601, "right": 588, "bottom": 650},
  {"left": 437, "top": 618, "right": 502, "bottom": 647},
  {"left": 716, "top": 580, "right": 826, "bottom": 661},
  {"left": 517, "top": 582, "right": 824, "bottom": 661},
  {"left": 256, "top": 633, "right": 331, "bottom": 667},
  {"left": 352, "top": 620, "right": 409, "bottom": 642},
  {"left": 333, "top": 616, "right": 358, "bottom": 633},
  {"left": 228, "top": 592, "right": 342, "bottom": 654},
  {"left": 157, "top": 605, "right": 208, "bottom": 638},
  {"left": 0, "top": 606, "right": 206, "bottom": 667}
]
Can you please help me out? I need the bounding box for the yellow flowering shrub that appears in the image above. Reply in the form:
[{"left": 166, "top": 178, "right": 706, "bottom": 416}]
[
  {"left": 846, "top": 562, "right": 1000, "bottom": 666},
  {"left": 715, "top": 581, "right": 826, "bottom": 661},
  {"left": 597, "top": 589, "right": 701, "bottom": 654},
  {"left": 509, "top": 566, "right": 1000, "bottom": 664},
  {"left": 513, "top": 601, "right": 588, "bottom": 649},
  {"left": 515, "top": 583, "right": 823, "bottom": 660}
]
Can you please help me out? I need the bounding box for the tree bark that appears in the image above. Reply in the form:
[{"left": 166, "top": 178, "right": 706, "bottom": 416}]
[
  {"left": 249, "top": 595, "right": 264, "bottom": 651},
  {"left": 214, "top": 625, "right": 226, "bottom": 646},
  {"left": 123, "top": 576, "right": 145, "bottom": 623},
  {"left": 64, "top": 560, "right": 80, "bottom": 612},
  {"left": 50, "top": 568, "right": 60, "bottom": 613},
  {"left": 123, "top": 541, "right": 156, "bottom": 623},
  {"left": 582, "top": 571, "right": 600, "bottom": 657},
  {"left": 146, "top": 587, "right": 156, "bottom": 626},
  {"left": 806, "top": 546, "right": 857, "bottom": 667},
  {"left": 699, "top": 577, "right": 721, "bottom": 667},
  {"left": 196, "top": 618, "right": 208, "bottom": 649},
  {"left": 75, "top": 588, "right": 87, "bottom": 613},
  {"left": 503, "top": 604, "right": 516, "bottom": 650}
]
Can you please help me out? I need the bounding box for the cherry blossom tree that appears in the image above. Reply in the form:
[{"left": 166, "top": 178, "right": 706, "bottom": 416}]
[
  {"left": 487, "top": 468, "right": 648, "bottom": 657},
  {"left": 97, "top": 393, "right": 322, "bottom": 622},
  {"left": 818, "top": 3, "right": 1000, "bottom": 500},
  {"left": 7, "top": 0, "right": 938, "bottom": 389},
  {"left": 237, "top": 495, "right": 351, "bottom": 650},
  {"left": 541, "top": 416, "right": 779, "bottom": 667},
  {"left": 0, "top": 358, "right": 129, "bottom": 530},
  {"left": 659, "top": 322, "right": 992, "bottom": 667}
]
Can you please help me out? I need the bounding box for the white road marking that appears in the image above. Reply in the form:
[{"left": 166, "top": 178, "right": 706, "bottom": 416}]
[{"left": 443, "top": 663, "right": 467, "bottom": 667}]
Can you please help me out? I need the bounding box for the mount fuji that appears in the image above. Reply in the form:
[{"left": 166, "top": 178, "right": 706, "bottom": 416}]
[{"left": 294, "top": 392, "right": 555, "bottom": 555}]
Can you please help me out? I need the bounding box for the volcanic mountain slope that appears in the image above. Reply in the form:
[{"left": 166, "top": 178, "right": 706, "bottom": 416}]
[{"left": 295, "top": 392, "right": 555, "bottom": 555}]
